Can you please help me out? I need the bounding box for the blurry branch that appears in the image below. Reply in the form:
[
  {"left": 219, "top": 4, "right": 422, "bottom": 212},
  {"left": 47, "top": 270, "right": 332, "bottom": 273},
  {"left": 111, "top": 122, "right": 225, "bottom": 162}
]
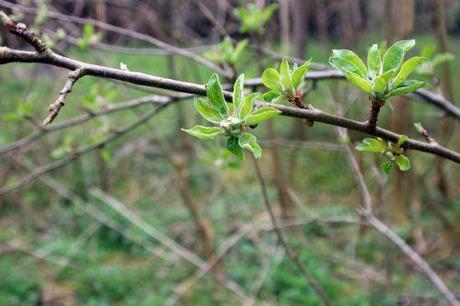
[
  {"left": 0, "top": 102, "right": 173, "bottom": 196},
  {"left": 0, "top": 1, "right": 231, "bottom": 77},
  {"left": 168, "top": 214, "right": 359, "bottom": 306},
  {"left": 259, "top": 139, "right": 347, "bottom": 152},
  {"left": 335, "top": 124, "right": 460, "bottom": 306},
  {"left": 89, "top": 188, "right": 254, "bottom": 303},
  {"left": 64, "top": 34, "right": 216, "bottom": 55},
  {"left": 0, "top": 95, "right": 174, "bottom": 156},
  {"left": 414, "top": 122, "right": 438, "bottom": 145},
  {"left": 14, "top": 159, "right": 176, "bottom": 263},
  {"left": 252, "top": 156, "right": 332, "bottom": 306},
  {"left": 1, "top": 13, "right": 460, "bottom": 163}
]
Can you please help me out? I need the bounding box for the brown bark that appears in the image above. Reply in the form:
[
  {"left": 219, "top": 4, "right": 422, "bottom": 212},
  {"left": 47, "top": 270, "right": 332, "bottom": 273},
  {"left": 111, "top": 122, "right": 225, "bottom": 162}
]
[
  {"left": 432, "top": 0, "right": 454, "bottom": 200},
  {"left": 338, "top": 0, "right": 355, "bottom": 48},
  {"left": 267, "top": 120, "right": 293, "bottom": 220},
  {"left": 313, "top": 0, "right": 328, "bottom": 43},
  {"left": 172, "top": 155, "right": 214, "bottom": 258}
]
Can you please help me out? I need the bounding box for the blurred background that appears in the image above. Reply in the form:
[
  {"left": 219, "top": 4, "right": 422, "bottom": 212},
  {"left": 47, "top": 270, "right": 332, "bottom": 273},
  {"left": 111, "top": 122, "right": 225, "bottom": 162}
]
[{"left": 0, "top": 0, "right": 459, "bottom": 305}]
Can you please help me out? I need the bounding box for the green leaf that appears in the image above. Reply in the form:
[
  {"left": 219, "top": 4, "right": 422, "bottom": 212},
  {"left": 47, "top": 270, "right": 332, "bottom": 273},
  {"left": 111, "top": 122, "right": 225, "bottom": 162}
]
[
  {"left": 280, "top": 58, "right": 293, "bottom": 93},
  {"left": 397, "top": 135, "right": 408, "bottom": 147},
  {"left": 233, "top": 74, "right": 245, "bottom": 117},
  {"left": 262, "top": 68, "right": 283, "bottom": 91},
  {"left": 227, "top": 136, "right": 244, "bottom": 160},
  {"left": 194, "top": 98, "right": 223, "bottom": 123},
  {"left": 181, "top": 125, "right": 223, "bottom": 140},
  {"left": 392, "top": 57, "right": 427, "bottom": 88},
  {"left": 367, "top": 44, "right": 382, "bottom": 78},
  {"left": 292, "top": 60, "right": 311, "bottom": 90},
  {"left": 355, "top": 138, "right": 387, "bottom": 153},
  {"left": 263, "top": 91, "right": 281, "bottom": 102},
  {"left": 342, "top": 69, "right": 373, "bottom": 94},
  {"left": 206, "top": 74, "right": 229, "bottom": 116},
  {"left": 239, "top": 93, "right": 258, "bottom": 120},
  {"left": 383, "top": 39, "right": 416, "bottom": 72},
  {"left": 332, "top": 49, "right": 368, "bottom": 78},
  {"left": 373, "top": 69, "right": 395, "bottom": 94},
  {"left": 389, "top": 80, "right": 425, "bottom": 97},
  {"left": 244, "top": 107, "right": 281, "bottom": 125},
  {"left": 381, "top": 161, "right": 393, "bottom": 174},
  {"left": 233, "top": 39, "right": 249, "bottom": 62},
  {"left": 238, "top": 132, "right": 262, "bottom": 159},
  {"left": 432, "top": 53, "right": 455, "bottom": 67},
  {"left": 395, "top": 155, "right": 411, "bottom": 171}
]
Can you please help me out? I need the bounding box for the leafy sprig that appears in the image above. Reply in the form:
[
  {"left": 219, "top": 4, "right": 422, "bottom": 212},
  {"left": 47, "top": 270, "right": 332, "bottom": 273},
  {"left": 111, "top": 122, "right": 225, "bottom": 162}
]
[
  {"left": 205, "top": 37, "right": 248, "bottom": 66},
  {"left": 261, "top": 58, "right": 311, "bottom": 106},
  {"left": 182, "top": 74, "right": 281, "bottom": 159},
  {"left": 234, "top": 3, "right": 278, "bottom": 34},
  {"left": 415, "top": 44, "right": 455, "bottom": 77},
  {"left": 356, "top": 135, "right": 411, "bottom": 174},
  {"left": 329, "top": 40, "right": 427, "bottom": 102}
]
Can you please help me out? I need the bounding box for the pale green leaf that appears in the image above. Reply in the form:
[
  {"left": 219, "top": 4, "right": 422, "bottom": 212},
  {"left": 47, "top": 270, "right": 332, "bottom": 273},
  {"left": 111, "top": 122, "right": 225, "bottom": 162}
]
[
  {"left": 181, "top": 125, "right": 223, "bottom": 140},
  {"left": 389, "top": 80, "right": 425, "bottom": 96},
  {"left": 292, "top": 60, "right": 311, "bottom": 90},
  {"left": 395, "top": 155, "right": 411, "bottom": 171},
  {"left": 244, "top": 107, "right": 281, "bottom": 125},
  {"left": 262, "top": 68, "right": 283, "bottom": 91},
  {"left": 233, "top": 74, "right": 245, "bottom": 115},
  {"left": 280, "top": 58, "right": 292, "bottom": 92},
  {"left": 355, "top": 138, "right": 387, "bottom": 153},
  {"left": 367, "top": 44, "right": 382, "bottom": 78},
  {"left": 206, "top": 74, "right": 229, "bottom": 116},
  {"left": 372, "top": 69, "right": 395, "bottom": 94},
  {"left": 383, "top": 39, "right": 415, "bottom": 72},
  {"left": 329, "top": 56, "right": 368, "bottom": 80},
  {"left": 342, "top": 70, "right": 373, "bottom": 94},
  {"left": 233, "top": 39, "right": 248, "bottom": 62},
  {"left": 238, "top": 132, "right": 262, "bottom": 159},
  {"left": 194, "top": 98, "right": 223, "bottom": 123},
  {"left": 392, "top": 57, "right": 427, "bottom": 88},
  {"left": 432, "top": 53, "right": 455, "bottom": 67},
  {"left": 239, "top": 93, "right": 258, "bottom": 120},
  {"left": 332, "top": 49, "right": 368, "bottom": 78}
]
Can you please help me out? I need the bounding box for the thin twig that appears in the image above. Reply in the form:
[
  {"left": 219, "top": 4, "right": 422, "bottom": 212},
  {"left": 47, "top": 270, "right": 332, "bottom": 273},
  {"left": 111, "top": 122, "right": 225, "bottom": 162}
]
[
  {"left": 338, "top": 123, "right": 460, "bottom": 306},
  {"left": 251, "top": 156, "right": 332, "bottom": 306},
  {"left": 43, "top": 68, "right": 86, "bottom": 125}
]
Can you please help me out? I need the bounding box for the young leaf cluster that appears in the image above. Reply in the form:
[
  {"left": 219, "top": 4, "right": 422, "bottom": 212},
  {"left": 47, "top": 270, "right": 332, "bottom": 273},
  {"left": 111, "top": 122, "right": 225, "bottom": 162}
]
[
  {"left": 415, "top": 44, "right": 455, "bottom": 77},
  {"left": 329, "top": 40, "right": 426, "bottom": 101},
  {"left": 205, "top": 37, "right": 248, "bottom": 66},
  {"left": 234, "top": 3, "right": 278, "bottom": 34},
  {"left": 356, "top": 136, "right": 411, "bottom": 174},
  {"left": 262, "top": 58, "right": 311, "bottom": 105},
  {"left": 78, "top": 24, "right": 102, "bottom": 49},
  {"left": 182, "top": 74, "right": 281, "bottom": 160}
]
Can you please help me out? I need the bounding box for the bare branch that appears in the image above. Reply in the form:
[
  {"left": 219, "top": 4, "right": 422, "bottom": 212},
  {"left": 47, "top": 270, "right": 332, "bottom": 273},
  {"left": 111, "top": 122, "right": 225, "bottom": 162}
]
[
  {"left": 0, "top": 2, "right": 231, "bottom": 77},
  {"left": 252, "top": 156, "right": 332, "bottom": 306},
  {"left": 0, "top": 95, "right": 171, "bottom": 155},
  {"left": 43, "top": 68, "right": 85, "bottom": 125},
  {"left": 338, "top": 122, "right": 460, "bottom": 306}
]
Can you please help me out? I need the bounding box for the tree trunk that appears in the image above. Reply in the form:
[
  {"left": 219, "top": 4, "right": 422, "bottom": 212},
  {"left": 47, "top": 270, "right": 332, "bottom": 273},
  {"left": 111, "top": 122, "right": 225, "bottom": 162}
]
[{"left": 432, "top": 0, "right": 454, "bottom": 200}]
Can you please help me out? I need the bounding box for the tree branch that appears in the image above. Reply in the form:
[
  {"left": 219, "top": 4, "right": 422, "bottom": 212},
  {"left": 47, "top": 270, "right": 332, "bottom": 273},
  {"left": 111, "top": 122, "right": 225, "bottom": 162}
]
[{"left": 252, "top": 156, "right": 332, "bottom": 306}]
